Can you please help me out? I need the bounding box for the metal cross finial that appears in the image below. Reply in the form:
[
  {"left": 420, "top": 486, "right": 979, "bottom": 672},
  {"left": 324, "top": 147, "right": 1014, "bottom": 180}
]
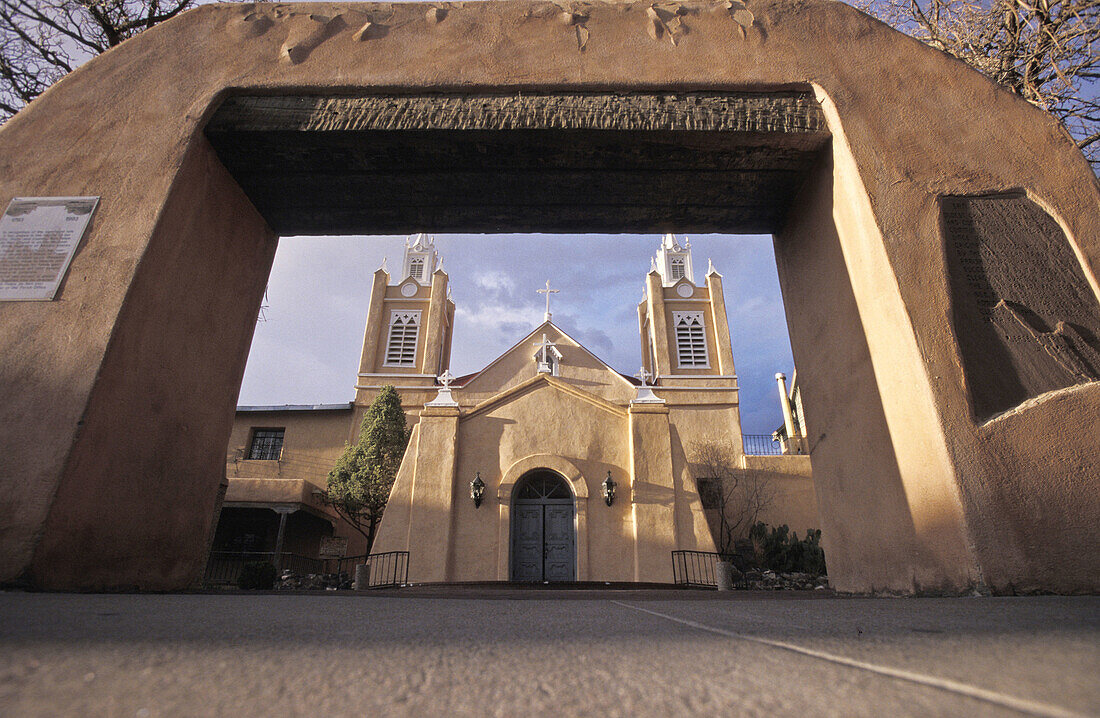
[
  {"left": 536, "top": 279, "right": 560, "bottom": 321},
  {"left": 635, "top": 366, "right": 653, "bottom": 385},
  {"left": 533, "top": 334, "right": 554, "bottom": 362},
  {"left": 438, "top": 369, "right": 455, "bottom": 388},
  {"left": 533, "top": 334, "right": 556, "bottom": 373}
]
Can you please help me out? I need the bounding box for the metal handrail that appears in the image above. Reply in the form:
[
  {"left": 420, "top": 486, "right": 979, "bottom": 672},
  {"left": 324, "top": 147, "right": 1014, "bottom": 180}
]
[
  {"left": 671, "top": 550, "right": 737, "bottom": 588},
  {"left": 204, "top": 550, "right": 409, "bottom": 589},
  {"left": 330, "top": 551, "right": 410, "bottom": 589},
  {"left": 743, "top": 434, "right": 783, "bottom": 455},
  {"left": 204, "top": 551, "right": 323, "bottom": 585}
]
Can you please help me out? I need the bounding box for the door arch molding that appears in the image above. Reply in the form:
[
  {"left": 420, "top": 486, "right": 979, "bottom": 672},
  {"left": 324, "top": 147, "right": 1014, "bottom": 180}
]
[
  {"left": 510, "top": 470, "right": 576, "bottom": 582},
  {"left": 496, "top": 454, "right": 589, "bottom": 581}
]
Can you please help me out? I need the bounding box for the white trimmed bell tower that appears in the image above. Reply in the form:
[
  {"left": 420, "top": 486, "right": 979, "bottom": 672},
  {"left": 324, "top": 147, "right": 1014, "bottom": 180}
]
[
  {"left": 354, "top": 233, "right": 455, "bottom": 417},
  {"left": 655, "top": 233, "right": 694, "bottom": 286},
  {"left": 403, "top": 233, "right": 439, "bottom": 285},
  {"left": 638, "top": 234, "right": 737, "bottom": 381}
]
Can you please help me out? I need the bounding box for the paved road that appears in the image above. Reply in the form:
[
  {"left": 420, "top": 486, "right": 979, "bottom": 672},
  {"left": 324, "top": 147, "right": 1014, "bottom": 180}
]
[{"left": 0, "top": 590, "right": 1096, "bottom": 717}]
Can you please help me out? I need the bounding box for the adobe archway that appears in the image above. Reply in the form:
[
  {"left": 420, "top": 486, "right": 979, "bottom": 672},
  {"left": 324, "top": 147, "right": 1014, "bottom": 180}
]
[
  {"left": 497, "top": 454, "right": 590, "bottom": 581},
  {"left": 0, "top": 0, "right": 1096, "bottom": 593}
]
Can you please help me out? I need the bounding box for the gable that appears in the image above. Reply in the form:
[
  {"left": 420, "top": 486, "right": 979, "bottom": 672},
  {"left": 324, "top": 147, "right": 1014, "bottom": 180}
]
[
  {"left": 458, "top": 322, "right": 635, "bottom": 405},
  {"left": 463, "top": 374, "right": 627, "bottom": 421},
  {"left": 458, "top": 377, "right": 629, "bottom": 467}
]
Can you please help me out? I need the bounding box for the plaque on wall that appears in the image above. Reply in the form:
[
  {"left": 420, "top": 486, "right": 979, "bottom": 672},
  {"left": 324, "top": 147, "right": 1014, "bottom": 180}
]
[
  {"left": 0, "top": 196, "right": 99, "bottom": 301},
  {"left": 319, "top": 536, "right": 348, "bottom": 559},
  {"left": 942, "top": 193, "right": 1100, "bottom": 420}
]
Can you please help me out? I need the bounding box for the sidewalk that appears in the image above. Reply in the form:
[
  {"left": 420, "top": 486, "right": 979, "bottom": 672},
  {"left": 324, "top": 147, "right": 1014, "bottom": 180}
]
[{"left": 0, "top": 590, "right": 1095, "bottom": 717}]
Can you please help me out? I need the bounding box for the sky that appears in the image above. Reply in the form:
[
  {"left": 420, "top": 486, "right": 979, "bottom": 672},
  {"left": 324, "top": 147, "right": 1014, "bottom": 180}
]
[{"left": 238, "top": 233, "right": 797, "bottom": 435}]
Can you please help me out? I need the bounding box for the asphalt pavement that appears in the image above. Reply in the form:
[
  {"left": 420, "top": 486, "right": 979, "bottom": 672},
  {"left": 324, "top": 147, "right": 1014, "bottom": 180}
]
[{"left": 0, "top": 588, "right": 1096, "bottom": 717}]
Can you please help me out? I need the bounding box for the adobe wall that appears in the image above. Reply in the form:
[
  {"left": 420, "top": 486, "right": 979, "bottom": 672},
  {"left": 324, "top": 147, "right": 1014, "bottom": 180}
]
[
  {"left": 450, "top": 383, "right": 632, "bottom": 582},
  {"left": 744, "top": 454, "right": 818, "bottom": 536},
  {"left": 224, "top": 408, "right": 371, "bottom": 557},
  {"left": 0, "top": 0, "right": 1096, "bottom": 592},
  {"left": 227, "top": 408, "right": 356, "bottom": 481}
]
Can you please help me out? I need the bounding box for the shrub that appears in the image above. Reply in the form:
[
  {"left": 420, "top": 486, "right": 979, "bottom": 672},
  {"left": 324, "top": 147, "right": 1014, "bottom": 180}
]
[
  {"left": 238, "top": 561, "right": 278, "bottom": 590},
  {"left": 749, "top": 523, "right": 826, "bottom": 576}
]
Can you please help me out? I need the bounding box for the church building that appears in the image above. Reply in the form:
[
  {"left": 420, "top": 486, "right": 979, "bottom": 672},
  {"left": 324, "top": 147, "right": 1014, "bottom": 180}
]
[{"left": 215, "top": 234, "right": 817, "bottom": 584}]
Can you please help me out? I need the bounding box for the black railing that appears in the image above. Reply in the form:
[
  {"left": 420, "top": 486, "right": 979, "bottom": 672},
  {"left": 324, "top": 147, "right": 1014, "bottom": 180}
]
[
  {"left": 204, "top": 551, "right": 324, "bottom": 585},
  {"left": 743, "top": 434, "right": 782, "bottom": 456},
  {"left": 331, "top": 551, "right": 410, "bottom": 589},
  {"left": 205, "top": 550, "right": 409, "bottom": 589},
  {"left": 671, "top": 550, "right": 736, "bottom": 588}
]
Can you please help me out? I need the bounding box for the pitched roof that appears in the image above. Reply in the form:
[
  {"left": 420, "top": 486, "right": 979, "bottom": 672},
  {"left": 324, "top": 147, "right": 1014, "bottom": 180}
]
[{"left": 453, "top": 319, "right": 635, "bottom": 391}]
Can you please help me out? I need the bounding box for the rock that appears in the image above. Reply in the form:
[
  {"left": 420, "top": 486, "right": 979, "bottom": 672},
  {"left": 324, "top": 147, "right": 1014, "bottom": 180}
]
[{"left": 274, "top": 571, "right": 353, "bottom": 591}]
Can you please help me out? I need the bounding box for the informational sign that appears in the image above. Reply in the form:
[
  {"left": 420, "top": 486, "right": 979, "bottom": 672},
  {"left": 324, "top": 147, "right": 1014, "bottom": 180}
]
[
  {"left": 0, "top": 196, "right": 99, "bottom": 301},
  {"left": 319, "top": 536, "right": 348, "bottom": 559}
]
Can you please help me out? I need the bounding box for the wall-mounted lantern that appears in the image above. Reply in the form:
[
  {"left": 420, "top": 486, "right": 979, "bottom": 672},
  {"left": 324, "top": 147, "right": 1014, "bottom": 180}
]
[
  {"left": 470, "top": 472, "right": 486, "bottom": 508},
  {"left": 601, "top": 471, "right": 616, "bottom": 507}
]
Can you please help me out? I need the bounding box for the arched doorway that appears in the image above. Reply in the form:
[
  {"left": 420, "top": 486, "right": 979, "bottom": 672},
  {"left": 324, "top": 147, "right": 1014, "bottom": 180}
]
[{"left": 511, "top": 470, "right": 576, "bottom": 582}]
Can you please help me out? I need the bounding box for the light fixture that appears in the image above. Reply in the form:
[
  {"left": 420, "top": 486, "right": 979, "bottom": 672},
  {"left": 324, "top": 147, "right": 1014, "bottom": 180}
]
[
  {"left": 471, "top": 472, "right": 485, "bottom": 508},
  {"left": 602, "top": 471, "right": 616, "bottom": 507}
]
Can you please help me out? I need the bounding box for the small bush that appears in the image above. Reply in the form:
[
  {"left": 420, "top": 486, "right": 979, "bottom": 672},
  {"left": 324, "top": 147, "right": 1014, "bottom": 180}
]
[
  {"left": 749, "top": 523, "right": 826, "bottom": 576},
  {"left": 238, "top": 561, "right": 278, "bottom": 590}
]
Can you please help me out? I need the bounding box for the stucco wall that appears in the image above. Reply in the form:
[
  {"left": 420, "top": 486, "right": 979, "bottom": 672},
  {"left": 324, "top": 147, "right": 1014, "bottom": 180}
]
[
  {"left": 744, "top": 454, "right": 818, "bottom": 535},
  {"left": 459, "top": 323, "right": 637, "bottom": 406},
  {"left": 24, "top": 140, "right": 276, "bottom": 590},
  {"left": 223, "top": 407, "right": 371, "bottom": 556},
  {"left": 227, "top": 408, "right": 356, "bottom": 479},
  {"left": 0, "top": 0, "right": 1095, "bottom": 591},
  {"left": 452, "top": 383, "right": 632, "bottom": 582}
]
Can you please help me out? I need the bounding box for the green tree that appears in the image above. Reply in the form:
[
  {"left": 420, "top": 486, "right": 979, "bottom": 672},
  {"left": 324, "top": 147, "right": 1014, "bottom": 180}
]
[{"left": 325, "top": 385, "right": 410, "bottom": 551}]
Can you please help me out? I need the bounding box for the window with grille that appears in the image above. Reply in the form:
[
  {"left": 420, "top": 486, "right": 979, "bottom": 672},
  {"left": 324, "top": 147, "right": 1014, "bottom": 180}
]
[
  {"left": 385, "top": 311, "right": 420, "bottom": 366},
  {"left": 670, "top": 257, "right": 685, "bottom": 280},
  {"left": 673, "top": 311, "right": 708, "bottom": 367},
  {"left": 247, "top": 428, "right": 284, "bottom": 460},
  {"left": 409, "top": 257, "right": 425, "bottom": 281}
]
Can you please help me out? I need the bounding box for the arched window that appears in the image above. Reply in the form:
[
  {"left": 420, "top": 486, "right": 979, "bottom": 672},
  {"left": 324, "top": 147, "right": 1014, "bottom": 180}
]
[
  {"left": 669, "top": 256, "right": 685, "bottom": 281},
  {"left": 408, "top": 256, "right": 425, "bottom": 281},
  {"left": 514, "top": 471, "right": 572, "bottom": 500}
]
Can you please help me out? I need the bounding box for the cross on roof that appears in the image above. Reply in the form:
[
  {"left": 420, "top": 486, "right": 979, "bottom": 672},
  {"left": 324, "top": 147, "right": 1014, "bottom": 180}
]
[
  {"left": 533, "top": 333, "right": 556, "bottom": 364},
  {"left": 635, "top": 366, "right": 653, "bottom": 385},
  {"left": 536, "top": 279, "right": 559, "bottom": 321},
  {"left": 438, "top": 369, "right": 456, "bottom": 388}
]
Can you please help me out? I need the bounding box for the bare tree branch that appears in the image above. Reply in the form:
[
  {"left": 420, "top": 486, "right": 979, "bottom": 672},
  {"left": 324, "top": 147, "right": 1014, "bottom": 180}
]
[
  {"left": 0, "top": 0, "right": 211, "bottom": 121},
  {"left": 690, "top": 440, "right": 776, "bottom": 556},
  {"left": 857, "top": 0, "right": 1100, "bottom": 172}
]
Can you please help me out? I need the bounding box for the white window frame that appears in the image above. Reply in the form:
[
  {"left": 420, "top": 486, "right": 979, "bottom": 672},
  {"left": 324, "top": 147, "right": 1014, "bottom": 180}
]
[
  {"left": 384, "top": 310, "right": 421, "bottom": 367},
  {"left": 408, "top": 256, "right": 425, "bottom": 282},
  {"left": 669, "top": 256, "right": 686, "bottom": 281},
  {"left": 672, "top": 311, "right": 709, "bottom": 368}
]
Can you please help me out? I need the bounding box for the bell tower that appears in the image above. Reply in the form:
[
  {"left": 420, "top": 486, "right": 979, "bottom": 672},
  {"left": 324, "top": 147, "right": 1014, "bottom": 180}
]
[
  {"left": 637, "top": 234, "right": 737, "bottom": 382},
  {"left": 354, "top": 234, "right": 455, "bottom": 415},
  {"left": 402, "top": 232, "right": 438, "bottom": 285},
  {"left": 655, "top": 232, "right": 695, "bottom": 286}
]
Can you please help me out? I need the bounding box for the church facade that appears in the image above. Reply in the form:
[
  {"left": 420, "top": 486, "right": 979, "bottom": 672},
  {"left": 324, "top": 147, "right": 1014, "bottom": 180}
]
[{"left": 218, "top": 234, "right": 817, "bottom": 584}]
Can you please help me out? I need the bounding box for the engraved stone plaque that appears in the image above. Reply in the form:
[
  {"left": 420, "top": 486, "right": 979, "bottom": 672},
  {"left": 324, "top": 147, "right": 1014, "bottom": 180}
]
[
  {"left": 319, "top": 536, "right": 348, "bottom": 559},
  {"left": 0, "top": 196, "right": 99, "bottom": 301},
  {"left": 943, "top": 193, "right": 1100, "bottom": 420}
]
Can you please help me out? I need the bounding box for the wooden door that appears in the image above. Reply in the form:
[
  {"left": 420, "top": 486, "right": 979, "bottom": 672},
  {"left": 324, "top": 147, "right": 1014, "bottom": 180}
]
[
  {"left": 513, "top": 505, "right": 544, "bottom": 582},
  {"left": 543, "top": 505, "right": 575, "bottom": 582},
  {"left": 511, "top": 471, "right": 576, "bottom": 582}
]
